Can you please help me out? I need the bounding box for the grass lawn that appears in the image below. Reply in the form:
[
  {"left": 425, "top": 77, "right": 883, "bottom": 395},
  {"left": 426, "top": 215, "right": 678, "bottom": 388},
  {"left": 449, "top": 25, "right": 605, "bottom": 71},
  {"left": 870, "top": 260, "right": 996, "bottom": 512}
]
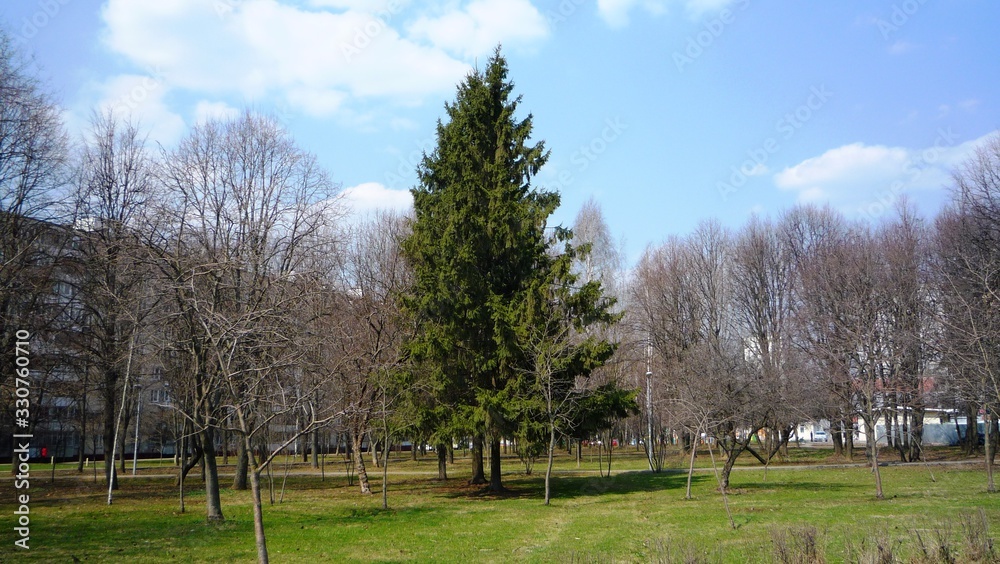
[{"left": 1, "top": 446, "right": 997, "bottom": 562}]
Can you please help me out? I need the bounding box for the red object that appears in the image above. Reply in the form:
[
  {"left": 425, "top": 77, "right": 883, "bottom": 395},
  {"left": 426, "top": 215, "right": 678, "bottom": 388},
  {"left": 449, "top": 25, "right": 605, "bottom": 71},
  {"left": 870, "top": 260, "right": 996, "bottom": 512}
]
[{"left": 41, "top": 447, "right": 48, "bottom": 458}]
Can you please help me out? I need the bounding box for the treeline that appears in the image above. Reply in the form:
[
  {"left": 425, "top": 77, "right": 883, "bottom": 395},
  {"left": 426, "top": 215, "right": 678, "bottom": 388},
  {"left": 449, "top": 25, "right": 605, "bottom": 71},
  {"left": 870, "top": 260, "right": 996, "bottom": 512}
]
[{"left": 627, "top": 137, "right": 1000, "bottom": 498}]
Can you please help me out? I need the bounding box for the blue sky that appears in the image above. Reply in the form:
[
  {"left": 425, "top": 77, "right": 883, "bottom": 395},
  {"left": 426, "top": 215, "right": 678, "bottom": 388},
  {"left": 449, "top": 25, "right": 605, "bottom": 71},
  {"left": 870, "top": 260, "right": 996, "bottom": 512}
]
[{"left": 3, "top": 0, "right": 998, "bottom": 264}]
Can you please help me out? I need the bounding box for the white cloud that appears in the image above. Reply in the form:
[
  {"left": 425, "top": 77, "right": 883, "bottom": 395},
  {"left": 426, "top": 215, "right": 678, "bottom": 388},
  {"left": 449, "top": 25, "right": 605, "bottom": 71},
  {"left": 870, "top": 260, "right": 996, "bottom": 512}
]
[
  {"left": 598, "top": 0, "right": 663, "bottom": 28},
  {"left": 100, "top": 0, "right": 542, "bottom": 123},
  {"left": 80, "top": 73, "right": 188, "bottom": 147},
  {"left": 773, "top": 132, "right": 999, "bottom": 218},
  {"left": 341, "top": 182, "right": 413, "bottom": 215},
  {"left": 597, "top": 0, "right": 737, "bottom": 28},
  {"left": 194, "top": 100, "right": 240, "bottom": 124},
  {"left": 408, "top": 0, "right": 549, "bottom": 58},
  {"left": 775, "top": 143, "right": 909, "bottom": 191}
]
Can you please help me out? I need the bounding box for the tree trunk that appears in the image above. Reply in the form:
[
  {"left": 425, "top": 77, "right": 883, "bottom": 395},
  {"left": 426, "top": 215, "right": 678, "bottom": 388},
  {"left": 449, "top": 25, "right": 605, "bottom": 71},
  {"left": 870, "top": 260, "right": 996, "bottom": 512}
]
[
  {"left": 178, "top": 438, "right": 203, "bottom": 485},
  {"left": 178, "top": 430, "right": 186, "bottom": 513},
  {"left": 470, "top": 435, "right": 486, "bottom": 485},
  {"left": 864, "top": 416, "right": 884, "bottom": 500},
  {"left": 986, "top": 409, "right": 996, "bottom": 493},
  {"left": 249, "top": 466, "right": 269, "bottom": 564},
  {"left": 832, "top": 424, "right": 844, "bottom": 457},
  {"left": 103, "top": 383, "right": 119, "bottom": 490},
  {"left": 488, "top": 436, "right": 503, "bottom": 492},
  {"left": 371, "top": 435, "right": 381, "bottom": 469},
  {"left": 544, "top": 425, "right": 556, "bottom": 505},
  {"left": 910, "top": 404, "right": 925, "bottom": 462},
  {"left": 233, "top": 440, "right": 248, "bottom": 490},
  {"left": 964, "top": 404, "right": 979, "bottom": 455},
  {"left": 381, "top": 433, "right": 390, "bottom": 510},
  {"left": 720, "top": 446, "right": 741, "bottom": 490},
  {"left": 77, "top": 384, "right": 87, "bottom": 473},
  {"left": 685, "top": 429, "right": 698, "bottom": 500},
  {"left": 201, "top": 427, "right": 225, "bottom": 521},
  {"left": 844, "top": 423, "right": 855, "bottom": 462},
  {"left": 448, "top": 442, "right": 454, "bottom": 465},
  {"left": 351, "top": 431, "right": 371, "bottom": 494},
  {"left": 436, "top": 443, "right": 448, "bottom": 480},
  {"left": 311, "top": 430, "right": 319, "bottom": 469}
]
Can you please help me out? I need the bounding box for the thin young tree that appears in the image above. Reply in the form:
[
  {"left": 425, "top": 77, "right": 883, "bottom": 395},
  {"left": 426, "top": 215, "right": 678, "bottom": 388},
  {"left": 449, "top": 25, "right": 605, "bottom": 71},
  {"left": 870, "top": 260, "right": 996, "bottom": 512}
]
[{"left": 72, "top": 109, "right": 159, "bottom": 491}]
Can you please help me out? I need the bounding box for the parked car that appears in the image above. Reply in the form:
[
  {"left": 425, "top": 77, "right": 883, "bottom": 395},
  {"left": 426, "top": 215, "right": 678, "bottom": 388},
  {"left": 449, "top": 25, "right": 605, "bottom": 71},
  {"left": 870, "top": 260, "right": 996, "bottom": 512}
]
[{"left": 812, "top": 430, "right": 827, "bottom": 442}]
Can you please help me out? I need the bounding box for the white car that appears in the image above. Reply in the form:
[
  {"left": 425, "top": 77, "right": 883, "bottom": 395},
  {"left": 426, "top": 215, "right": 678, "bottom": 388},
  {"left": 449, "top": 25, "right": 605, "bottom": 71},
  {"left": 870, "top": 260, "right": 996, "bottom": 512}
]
[{"left": 812, "top": 430, "right": 827, "bottom": 442}]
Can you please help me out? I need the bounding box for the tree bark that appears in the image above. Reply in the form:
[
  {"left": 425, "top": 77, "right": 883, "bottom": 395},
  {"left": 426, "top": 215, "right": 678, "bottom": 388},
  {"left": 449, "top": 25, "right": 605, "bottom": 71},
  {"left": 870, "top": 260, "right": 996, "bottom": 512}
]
[
  {"left": 311, "top": 430, "right": 319, "bottom": 469},
  {"left": 436, "top": 443, "right": 448, "bottom": 480},
  {"left": 964, "top": 404, "right": 979, "bottom": 455},
  {"left": 371, "top": 434, "right": 381, "bottom": 468},
  {"left": 844, "top": 423, "right": 855, "bottom": 462},
  {"left": 77, "top": 380, "right": 88, "bottom": 473},
  {"left": 544, "top": 426, "right": 556, "bottom": 505},
  {"left": 832, "top": 424, "right": 845, "bottom": 457},
  {"left": 986, "top": 410, "right": 996, "bottom": 493},
  {"left": 103, "top": 374, "right": 120, "bottom": 490},
  {"left": 201, "top": 426, "right": 225, "bottom": 521},
  {"left": 233, "top": 440, "right": 248, "bottom": 490},
  {"left": 248, "top": 464, "right": 269, "bottom": 563},
  {"left": 720, "top": 447, "right": 740, "bottom": 490},
  {"left": 469, "top": 435, "right": 486, "bottom": 485},
  {"left": 863, "top": 416, "right": 884, "bottom": 500},
  {"left": 488, "top": 436, "right": 503, "bottom": 492},
  {"left": 908, "top": 403, "right": 924, "bottom": 462},
  {"left": 351, "top": 431, "right": 371, "bottom": 494}
]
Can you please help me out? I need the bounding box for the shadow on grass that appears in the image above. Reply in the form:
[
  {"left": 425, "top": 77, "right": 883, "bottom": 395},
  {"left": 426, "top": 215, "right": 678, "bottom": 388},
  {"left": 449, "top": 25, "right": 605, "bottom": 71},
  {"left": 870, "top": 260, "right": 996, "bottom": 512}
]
[
  {"left": 546, "top": 470, "right": 706, "bottom": 500},
  {"left": 435, "top": 469, "right": 708, "bottom": 501}
]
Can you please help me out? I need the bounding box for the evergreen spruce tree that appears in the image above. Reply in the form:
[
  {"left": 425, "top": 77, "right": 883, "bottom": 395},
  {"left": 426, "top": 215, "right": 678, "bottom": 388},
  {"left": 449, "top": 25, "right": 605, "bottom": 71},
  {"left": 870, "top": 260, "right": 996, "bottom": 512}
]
[{"left": 402, "top": 48, "right": 555, "bottom": 492}]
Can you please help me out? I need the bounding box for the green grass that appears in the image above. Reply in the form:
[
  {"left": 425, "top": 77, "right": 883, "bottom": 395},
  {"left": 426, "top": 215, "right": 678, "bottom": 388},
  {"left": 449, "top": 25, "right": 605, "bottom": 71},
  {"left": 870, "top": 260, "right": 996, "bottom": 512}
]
[{"left": 1, "top": 447, "right": 997, "bottom": 562}]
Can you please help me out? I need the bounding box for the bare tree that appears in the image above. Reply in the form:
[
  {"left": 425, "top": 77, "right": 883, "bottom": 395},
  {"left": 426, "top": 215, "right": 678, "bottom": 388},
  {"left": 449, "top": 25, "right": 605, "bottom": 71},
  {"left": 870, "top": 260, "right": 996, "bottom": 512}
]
[
  {"left": 781, "top": 205, "right": 855, "bottom": 458},
  {"left": 0, "top": 28, "right": 70, "bottom": 467},
  {"left": 332, "top": 211, "right": 412, "bottom": 496},
  {"left": 631, "top": 236, "right": 699, "bottom": 471},
  {"left": 155, "top": 111, "right": 340, "bottom": 562},
  {"left": 731, "top": 215, "right": 807, "bottom": 468},
  {"left": 72, "top": 109, "right": 159, "bottom": 493},
  {"left": 879, "top": 203, "right": 934, "bottom": 463},
  {"left": 934, "top": 134, "right": 1000, "bottom": 491},
  {"left": 797, "top": 223, "right": 892, "bottom": 499}
]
